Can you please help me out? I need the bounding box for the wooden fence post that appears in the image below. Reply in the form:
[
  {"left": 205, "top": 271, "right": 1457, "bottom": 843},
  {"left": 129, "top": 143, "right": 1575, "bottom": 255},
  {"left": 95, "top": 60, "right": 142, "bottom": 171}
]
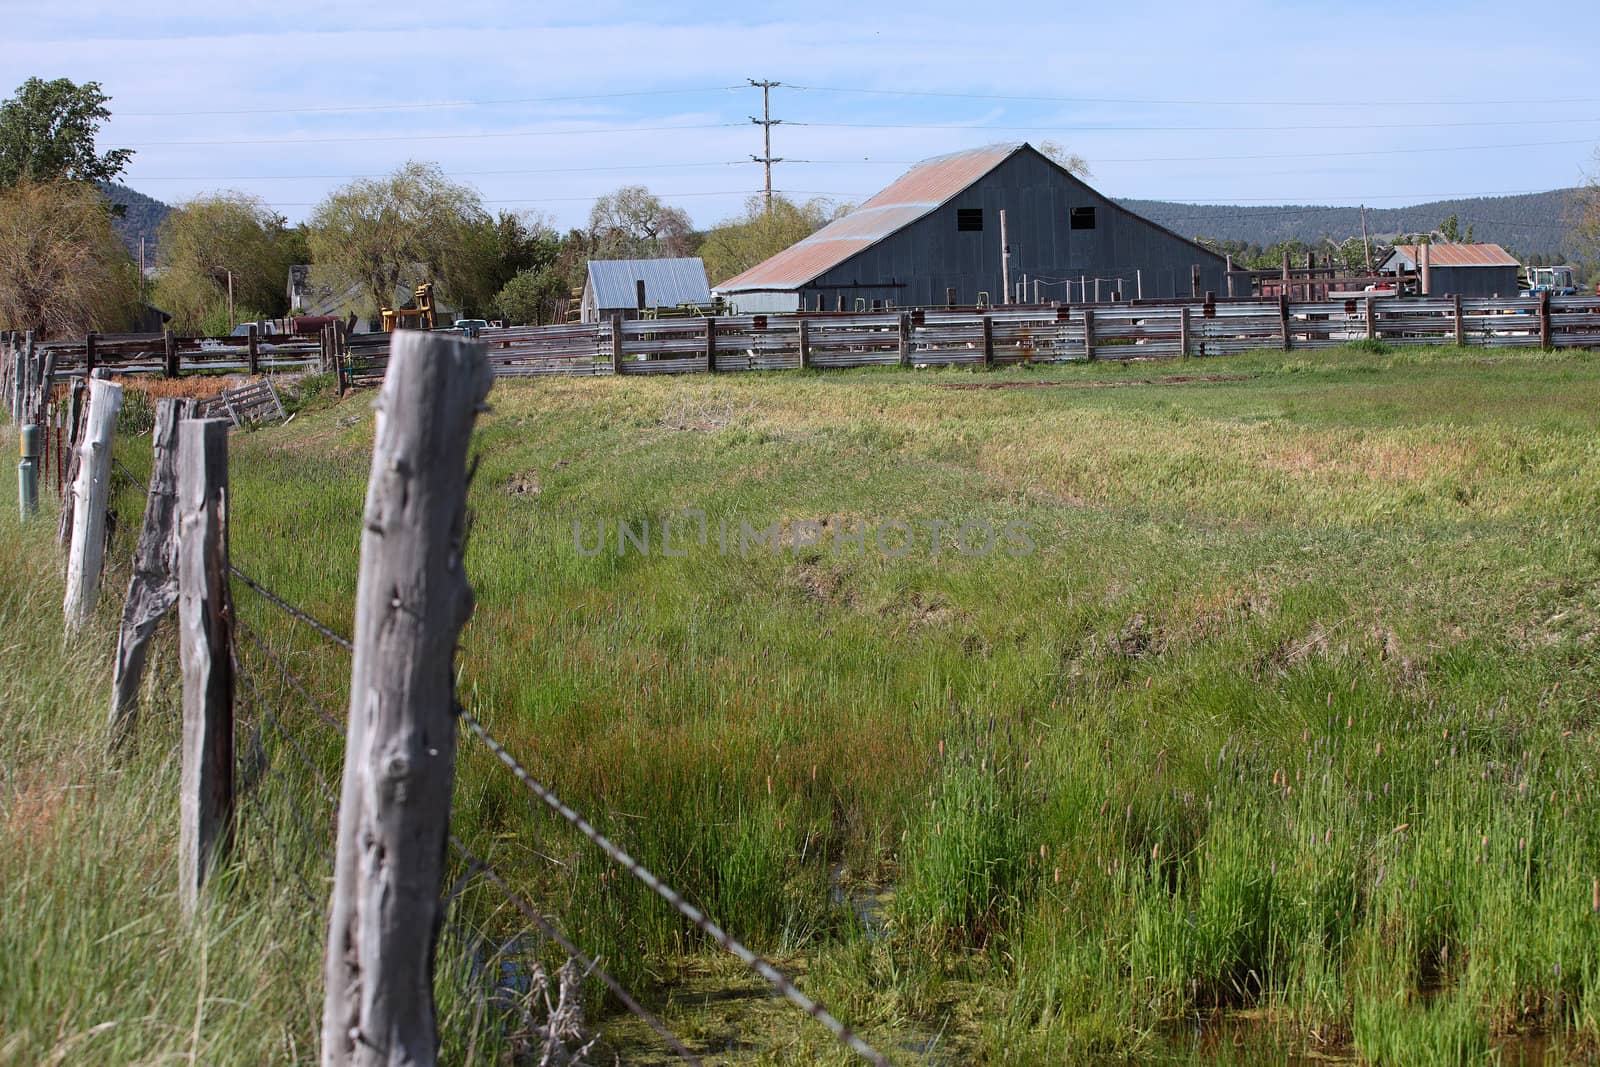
[
  {"left": 35, "top": 347, "right": 56, "bottom": 426},
  {"left": 1452, "top": 294, "right": 1465, "bottom": 348},
  {"left": 1365, "top": 295, "right": 1376, "bottom": 341},
  {"left": 1539, "top": 291, "right": 1552, "bottom": 350},
  {"left": 85, "top": 330, "right": 98, "bottom": 378},
  {"left": 1082, "top": 307, "right": 1096, "bottom": 361},
  {"left": 1279, "top": 294, "right": 1292, "bottom": 352},
  {"left": 797, "top": 317, "right": 810, "bottom": 370},
  {"left": 898, "top": 311, "right": 912, "bottom": 368},
  {"left": 322, "top": 331, "right": 491, "bottom": 1067},
  {"left": 178, "top": 418, "right": 233, "bottom": 921},
  {"left": 1179, "top": 305, "right": 1191, "bottom": 357},
  {"left": 63, "top": 376, "right": 124, "bottom": 630},
  {"left": 108, "top": 398, "right": 196, "bottom": 746},
  {"left": 609, "top": 315, "right": 624, "bottom": 376},
  {"left": 704, "top": 316, "right": 717, "bottom": 373},
  {"left": 164, "top": 329, "right": 179, "bottom": 378},
  {"left": 982, "top": 313, "right": 995, "bottom": 368},
  {"left": 247, "top": 323, "right": 260, "bottom": 375}
]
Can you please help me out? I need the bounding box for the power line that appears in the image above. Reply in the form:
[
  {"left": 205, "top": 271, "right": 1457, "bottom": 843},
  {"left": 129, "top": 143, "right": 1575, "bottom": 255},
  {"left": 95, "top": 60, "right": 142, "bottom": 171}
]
[
  {"left": 253, "top": 189, "right": 861, "bottom": 208},
  {"left": 118, "top": 85, "right": 748, "bottom": 118},
  {"left": 794, "top": 116, "right": 1600, "bottom": 133},
  {"left": 1092, "top": 136, "right": 1600, "bottom": 165},
  {"left": 119, "top": 122, "right": 743, "bottom": 147},
  {"left": 787, "top": 82, "right": 1600, "bottom": 109}
]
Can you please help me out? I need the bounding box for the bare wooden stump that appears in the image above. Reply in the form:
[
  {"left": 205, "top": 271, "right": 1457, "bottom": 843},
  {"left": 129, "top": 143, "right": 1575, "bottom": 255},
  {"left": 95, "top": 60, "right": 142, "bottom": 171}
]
[
  {"left": 108, "top": 398, "right": 196, "bottom": 747},
  {"left": 56, "top": 376, "right": 88, "bottom": 548},
  {"left": 63, "top": 377, "right": 124, "bottom": 630},
  {"left": 178, "top": 418, "right": 233, "bottom": 920},
  {"left": 322, "top": 330, "right": 491, "bottom": 1067}
]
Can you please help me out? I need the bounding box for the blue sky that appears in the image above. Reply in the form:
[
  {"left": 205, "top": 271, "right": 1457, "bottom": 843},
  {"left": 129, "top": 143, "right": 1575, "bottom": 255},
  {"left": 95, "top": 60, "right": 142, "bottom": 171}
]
[{"left": 11, "top": 1, "right": 1598, "bottom": 231}]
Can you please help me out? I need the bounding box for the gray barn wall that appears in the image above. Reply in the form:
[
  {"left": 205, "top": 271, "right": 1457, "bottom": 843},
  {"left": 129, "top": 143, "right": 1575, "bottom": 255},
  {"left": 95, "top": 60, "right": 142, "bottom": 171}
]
[
  {"left": 798, "top": 150, "right": 1230, "bottom": 308},
  {"left": 1429, "top": 265, "right": 1520, "bottom": 298}
]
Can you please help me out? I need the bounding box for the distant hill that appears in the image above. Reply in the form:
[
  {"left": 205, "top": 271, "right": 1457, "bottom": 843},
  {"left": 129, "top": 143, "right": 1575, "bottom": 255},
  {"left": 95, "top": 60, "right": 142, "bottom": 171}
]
[
  {"left": 1118, "top": 188, "right": 1583, "bottom": 262},
  {"left": 100, "top": 182, "right": 171, "bottom": 265}
]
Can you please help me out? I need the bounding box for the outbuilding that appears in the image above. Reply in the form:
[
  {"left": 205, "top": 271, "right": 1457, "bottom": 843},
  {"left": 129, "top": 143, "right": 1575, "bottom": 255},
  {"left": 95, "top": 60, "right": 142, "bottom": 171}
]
[
  {"left": 581, "top": 257, "right": 712, "bottom": 322},
  {"left": 715, "top": 142, "right": 1231, "bottom": 312},
  {"left": 1377, "top": 243, "right": 1521, "bottom": 298}
]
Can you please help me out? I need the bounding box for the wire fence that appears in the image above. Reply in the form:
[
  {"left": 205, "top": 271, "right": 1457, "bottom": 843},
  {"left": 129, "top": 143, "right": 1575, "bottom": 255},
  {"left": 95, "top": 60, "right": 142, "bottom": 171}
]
[{"left": 216, "top": 559, "right": 887, "bottom": 1064}]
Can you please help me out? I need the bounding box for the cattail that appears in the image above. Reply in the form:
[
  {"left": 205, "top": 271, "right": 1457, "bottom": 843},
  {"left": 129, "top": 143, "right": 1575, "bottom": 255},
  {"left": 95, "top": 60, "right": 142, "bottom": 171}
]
[
  {"left": 1145, "top": 676, "right": 1152, "bottom": 689},
  {"left": 936, "top": 821, "right": 942, "bottom": 837},
  {"left": 811, "top": 764, "right": 817, "bottom": 782},
  {"left": 1040, "top": 844, "right": 1048, "bottom": 861},
  {"left": 1054, "top": 867, "right": 1061, "bottom": 884},
  {"left": 1326, "top": 691, "right": 1333, "bottom": 707},
  {"left": 1591, "top": 877, "right": 1598, "bottom": 913},
  {"left": 1152, "top": 842, "right": 1161, "bottom": 861},
  {"left": 938, "top": 738, "right": 945, "bottom": 758},
  {"left": 766, "top": 775, "right": 772, "bottom": 796},
  {"left": 1350, "top": 677, "right": 1358, "bottom": 693},
  {"left": 1519, "top": 837, "right": 1527, "bottom": 852}
]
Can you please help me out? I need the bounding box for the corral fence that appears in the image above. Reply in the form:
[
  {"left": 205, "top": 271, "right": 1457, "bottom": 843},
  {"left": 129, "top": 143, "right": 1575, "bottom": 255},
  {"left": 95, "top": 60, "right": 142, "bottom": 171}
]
[
  {"left": 340, "top": 292, "right": 1600, "bottom": 385},
  {"left": 10, "top": 333, "right": 886, "bottom": 1066}
]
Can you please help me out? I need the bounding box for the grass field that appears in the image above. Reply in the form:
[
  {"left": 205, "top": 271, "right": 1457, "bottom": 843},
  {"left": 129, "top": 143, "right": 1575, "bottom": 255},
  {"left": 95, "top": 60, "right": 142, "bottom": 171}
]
[{"left": 5, "top": 343, "right": 1600, "bottom": 1063}]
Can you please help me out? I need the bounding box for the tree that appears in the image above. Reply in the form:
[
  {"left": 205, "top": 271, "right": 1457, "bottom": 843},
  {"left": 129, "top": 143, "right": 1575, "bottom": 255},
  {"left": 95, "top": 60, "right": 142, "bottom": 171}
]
[
  {"left": 493, "top": 266, "right": 571, "bottom": 325},
  {"left": 307, "top": 162, "right": 489, "bottom": 317},
  {"left": 1037, "top": 141, "right": 1091, "bottom": 178},
  {"left": 698, "top": 194, "right": 840, "bottom": 285},
  {"left": 0, "top": 77, "right": 132, "bottom": 188},
  {"left": 1575, "top": 151, "right": 1600, "bottom": 262},
  {"left": 153, "top": 192, "right": 297, "bottom": 331},
  {"left": 587, "top": 185, "right": 695, "bottom": 260},
  {"left": 469, "top": 210, "right": 561, "bottom": 311},
  {"left": 0, "top": 180, "right": 138, "bottom": 337}
]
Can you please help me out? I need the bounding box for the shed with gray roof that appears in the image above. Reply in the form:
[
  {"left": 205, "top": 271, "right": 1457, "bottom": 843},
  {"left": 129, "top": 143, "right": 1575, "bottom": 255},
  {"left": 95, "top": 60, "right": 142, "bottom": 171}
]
[{"left": 581, "top": 257, "right": 712, "bottom": 322}]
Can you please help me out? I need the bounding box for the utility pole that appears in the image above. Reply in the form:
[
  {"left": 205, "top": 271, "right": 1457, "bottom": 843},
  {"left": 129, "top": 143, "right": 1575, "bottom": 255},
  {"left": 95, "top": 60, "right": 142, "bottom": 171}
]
[
  {"left": 1360, "top": 204, "right": 1373, "bottom": 275},
  {"left": 749, "top": 79, "right": 782, "bottom": 215}
]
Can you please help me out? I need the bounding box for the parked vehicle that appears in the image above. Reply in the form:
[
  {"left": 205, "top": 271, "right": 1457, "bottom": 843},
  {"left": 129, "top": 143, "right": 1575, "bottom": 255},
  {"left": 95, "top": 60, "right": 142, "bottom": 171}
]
[{"left": 1519, "top": 266, "right": 1578, "bottom": 297}]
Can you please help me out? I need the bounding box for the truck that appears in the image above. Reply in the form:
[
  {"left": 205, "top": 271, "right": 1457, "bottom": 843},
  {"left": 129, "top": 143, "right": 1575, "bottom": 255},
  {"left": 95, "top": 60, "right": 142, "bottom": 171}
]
[{"left": 1520, "top": 265, "right": 1579, "bottom": 298}]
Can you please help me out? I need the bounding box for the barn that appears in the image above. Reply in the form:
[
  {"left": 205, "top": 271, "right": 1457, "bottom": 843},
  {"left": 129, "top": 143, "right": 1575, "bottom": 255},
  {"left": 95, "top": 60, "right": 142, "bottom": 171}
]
[
  {"left": 1377, "top": 243, "right": 1521, "bottom": 298},
  {"left": 581, "top": 257, "right": 712, "bottom": 323},
  {"left": 715, "top": 142, "right": 1231, "bottom": 312}
]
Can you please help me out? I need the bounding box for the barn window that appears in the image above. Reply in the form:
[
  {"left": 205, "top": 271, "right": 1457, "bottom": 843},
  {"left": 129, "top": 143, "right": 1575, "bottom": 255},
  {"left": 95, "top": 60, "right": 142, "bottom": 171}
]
[
  {"left": 1070, "top": 206, "right": 1097, "bottom": 230},
  {"left": 957, "top": 208, "right": 984, "bottom": 232}
]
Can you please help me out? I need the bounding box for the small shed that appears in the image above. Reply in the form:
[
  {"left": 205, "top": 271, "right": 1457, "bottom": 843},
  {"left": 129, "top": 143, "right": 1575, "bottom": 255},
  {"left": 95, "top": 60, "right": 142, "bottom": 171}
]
[
  {"left": 1378, "top": 243, "right": 1521, "bottom": 298},
  {"left": 581, "top": 258, "right": 712, "bottom": 322}
]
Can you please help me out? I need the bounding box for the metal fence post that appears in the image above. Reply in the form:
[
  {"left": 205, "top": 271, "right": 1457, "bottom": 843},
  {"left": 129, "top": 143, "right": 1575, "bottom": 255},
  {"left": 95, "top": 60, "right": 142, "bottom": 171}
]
[
  {"left": 18, "top": 424, "right": 39, "bottom": 519},
  {"left": 322, "top": 331, "right": 491, "bottom": 1067},
  {"left": 178, "top": 418, "right": 233, "bottom": 921}
]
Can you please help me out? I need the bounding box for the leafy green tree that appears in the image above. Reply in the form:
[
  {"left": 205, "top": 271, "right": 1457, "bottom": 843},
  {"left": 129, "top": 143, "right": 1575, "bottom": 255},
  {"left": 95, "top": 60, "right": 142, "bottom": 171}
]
[
  {"left": 0, "top": 180, "right": 138, "bottom": 337},
  {"left": 469, "top": 210, "right": 561, "bottom": 311},
  {"left": 493, "top": 266, "right": 570, "bottom": 325},
  {"left": 307, "top": 161, "right": 489, "bottom": 317},
  {"left": 153, "top": 192, "right": 297, "bottom": 331},
  {"left": 698, "top": 194, "right": 841, "bottom": 285},
  {"left": 0, "top": 77, "right": 132, "bottom": 188}
]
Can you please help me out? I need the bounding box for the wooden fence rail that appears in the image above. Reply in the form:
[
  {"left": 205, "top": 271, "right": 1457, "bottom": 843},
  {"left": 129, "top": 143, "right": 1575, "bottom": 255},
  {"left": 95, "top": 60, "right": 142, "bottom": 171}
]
[{"left": 337, "top": 294, "right": 1600, "bottom": 386}]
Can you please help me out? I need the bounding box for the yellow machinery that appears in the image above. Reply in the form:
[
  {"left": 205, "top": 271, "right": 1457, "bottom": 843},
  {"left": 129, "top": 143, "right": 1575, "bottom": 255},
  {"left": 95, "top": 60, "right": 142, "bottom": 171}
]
[{"left": 380, "top": 283, "right": 437, "bottom": 331}]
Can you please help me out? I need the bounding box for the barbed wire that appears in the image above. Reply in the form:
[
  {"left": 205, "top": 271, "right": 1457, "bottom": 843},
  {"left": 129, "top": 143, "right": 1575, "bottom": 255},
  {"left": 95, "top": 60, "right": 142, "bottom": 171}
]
[
  {"left": 235, "top": 617, "right": 345, "bottom": 734},
  {"left": 230, "top": 566, "right": 355, "bottom": 652},
  {"left": 447, "top": 835, "right": 704, "bottom": 1065},
  {"left": 235, "top": 662, "right": 339, "bottom": 809},
  {"left": 111, "top": 456, "right": 148, "bottom": 493},
  {"left": 456, "top": 707, "right": 889, "bottom": 1066}
]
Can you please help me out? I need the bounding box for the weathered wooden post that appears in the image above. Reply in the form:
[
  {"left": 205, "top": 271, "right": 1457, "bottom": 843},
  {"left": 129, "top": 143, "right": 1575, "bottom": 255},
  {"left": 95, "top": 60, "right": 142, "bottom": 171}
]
[
  {"left": 63, "top": 376, "right": 124, "bottom": 630},
  {"left": 247, "top": 323, "right": 260, "bottom": 376},
  {"left": 1082, "top": 307, "right": 1096, "bottom": 362},
  {"left": 1178, "top": 305, "right": 1191, "bottom": 358},
  {"left": 164, "top": 328, "right": 180, "bottom": 378},
  {"left": 898, "top": 311, "right": 912, "bottom": 368},
  {"left": 982, "top": 312, "right": 995, "bottom": 368},
  {"left": 84, "top": 330, "right": 98, "bottom": 378},
  {"left": 797, "top": 317, "right": 811, "bottom": 370},
  {"left": 322, "top": 330, "right": 491, "bottom": 1067},
  {"left": 1279, "top": 294, "right": 1292, "bottom": 352},
  {"left": 1225, "top": 255, "right": 1235, "bottom": 299},
  {"left": 108, "top": 398, "right": 196, "bottom": 746},
  {"left": 1539, "top": 290, "right": 1552, "bottom": 350},
  {"left": 1452, "top": 294, "right": 1466, "bottom": 347},
  {"left": 8, "top": 339, "right": 23, "bottom": 423},
  {"left": 1365, "top": 295, "right": 1377, "bottom": 342},
  {"left": 35, "top": 347, "right": 56, "bottom": 426},
  {"left": 178, "top": 418, "right": 233, "bottom": 921},
  {"left": 704, "top": 316, "right": 717, "bottom": 373},
  {"left": 609, "top": 314, "right": 624, "bottom": 376}
]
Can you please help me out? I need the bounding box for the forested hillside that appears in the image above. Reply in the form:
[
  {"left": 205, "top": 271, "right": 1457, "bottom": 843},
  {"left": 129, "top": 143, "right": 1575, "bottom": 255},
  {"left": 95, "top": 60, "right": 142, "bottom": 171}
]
[
  {"left": 1119, "top": 188, "right": 1582, "bottom": 262},
  {"left": 100, "top": 182, "right": 170, "bottom": 263}
]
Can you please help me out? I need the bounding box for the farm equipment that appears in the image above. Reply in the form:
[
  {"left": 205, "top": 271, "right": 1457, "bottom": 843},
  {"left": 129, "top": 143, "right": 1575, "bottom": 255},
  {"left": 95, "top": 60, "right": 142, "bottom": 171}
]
[
  {"left": 1520, "top": 266, "right": 1578, "bottom": 297},
  {"left": 381, "top": 282, "right": 438, "bottom": 331}
]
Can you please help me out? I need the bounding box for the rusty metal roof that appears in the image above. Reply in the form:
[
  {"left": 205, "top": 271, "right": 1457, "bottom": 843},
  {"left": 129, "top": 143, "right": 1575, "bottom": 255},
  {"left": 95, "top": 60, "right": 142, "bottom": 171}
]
[
  {"left": 717, "top": 144, "right": 1023, "bottom": 290},
  {"left": 1393, "top": 243, "right": 1521, "bottom": 268}
]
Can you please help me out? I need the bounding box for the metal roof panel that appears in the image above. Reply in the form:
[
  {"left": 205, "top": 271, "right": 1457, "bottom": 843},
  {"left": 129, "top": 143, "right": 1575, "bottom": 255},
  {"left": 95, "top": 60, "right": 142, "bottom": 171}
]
[
  {"left": 1393, "top": 243, "right": 1521, "bottom": 268},
  {"left": 587, "top": 257, "right": 711, "bottom": 308}
]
